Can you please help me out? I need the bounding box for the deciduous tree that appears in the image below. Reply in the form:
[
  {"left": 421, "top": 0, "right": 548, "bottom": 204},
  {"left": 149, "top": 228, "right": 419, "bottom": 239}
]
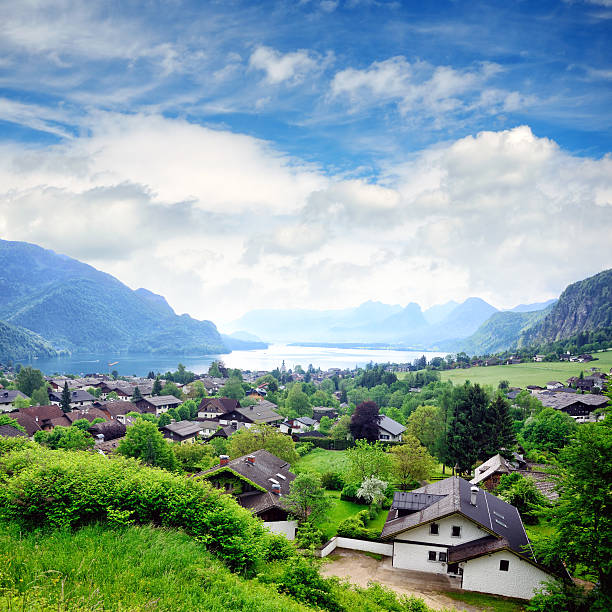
[
  {"left": 345, "top": 439, "right": 392, "bottom": 484},
  {"left": 349, "top": 400, "right": 381, "bottom": 442},
  {"left": 390, "top": 436, "right": 437, "bottom": 489},
  {"left": 282, "top": 472, "right": 330, "bottom": 523},
  {"left": 117, "top": 419, "right": 177, "bottom": 471},
  {"left": 16, "top": 366, "right": 45, "bottom": 397}
]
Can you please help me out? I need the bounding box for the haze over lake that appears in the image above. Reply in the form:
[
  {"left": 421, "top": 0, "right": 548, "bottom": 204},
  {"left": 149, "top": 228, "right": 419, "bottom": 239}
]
[{"left": 20, "top": 345, "right": 447, "bottom": 377}]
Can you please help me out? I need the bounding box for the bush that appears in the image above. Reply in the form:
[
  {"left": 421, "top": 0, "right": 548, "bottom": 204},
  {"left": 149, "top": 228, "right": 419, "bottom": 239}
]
[
  {"left": 336, "top": 510, "right": 379, "bottom": 540},
  {"left": 296, "top": 441, "right": 314, "bottom": 457},
  {"left": 340, "top": 482, "right": 367, "bottom": 504},
  {"left": 321, "top": 471, "right": 345, "bottom": 490},
  {"left": 295, "top": 522, "right": 325, "bottom": 549},
  {"left": 0, "top": 446, "right": 271, "bottom": 573}
]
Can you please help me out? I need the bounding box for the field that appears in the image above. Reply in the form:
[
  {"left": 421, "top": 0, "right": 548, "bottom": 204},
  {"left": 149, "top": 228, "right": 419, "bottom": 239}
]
[
  {"left": 293, "top": 447, "right": 350, "bottom": 475},
  {"left": 437, "top": 349, "right": 612, "bottom": 388}
]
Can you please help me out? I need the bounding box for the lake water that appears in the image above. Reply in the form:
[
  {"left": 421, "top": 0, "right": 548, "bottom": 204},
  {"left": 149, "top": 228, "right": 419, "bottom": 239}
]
[{"left": 21, "top": 345, "right": 446, "bottom": 377}]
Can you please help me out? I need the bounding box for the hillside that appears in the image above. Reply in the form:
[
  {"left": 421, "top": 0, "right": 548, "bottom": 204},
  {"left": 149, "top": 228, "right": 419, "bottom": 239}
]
[
  {"left": 522, "top": 268, "right": 612, "bottom": 346},
  {"left": 0, "top": 240, "right": 227, "bottom": 356},
  {"left": 0, "top": 320, "right": 58, "bottom": 362}
]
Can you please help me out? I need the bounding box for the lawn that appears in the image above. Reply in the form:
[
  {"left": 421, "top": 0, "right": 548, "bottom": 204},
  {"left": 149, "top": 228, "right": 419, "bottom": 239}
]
[
  {"left": 438, "top": 349, "right": 612, "bottom": 389},
  {"left": 442, "top": 590, "right": 526, "bottom": 612},
  {"left": 293, "top": 448, "right": 349, "bottom": 475}
]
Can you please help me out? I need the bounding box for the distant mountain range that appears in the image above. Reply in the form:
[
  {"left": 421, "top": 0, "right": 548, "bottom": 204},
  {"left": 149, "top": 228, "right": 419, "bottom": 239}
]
[{"left": 0, "top": 239, "right": 231, "bottom": 360}]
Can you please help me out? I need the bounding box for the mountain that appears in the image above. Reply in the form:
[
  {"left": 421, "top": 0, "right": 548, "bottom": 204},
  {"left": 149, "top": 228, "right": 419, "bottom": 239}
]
[
  {"left": 423, "top": 301, "right": 459, "bottom": 325},
  {"left": 0, "top": 320, "right": 58, "bottom": 362},
  {"left": 220, "top": 331, "right": 268, "bottom": 350},
  {"left": 508, "top": 299, "right": 557, "bottom": 313},
  {"left": 443, "top": 307, "right": 552, "bottom": 354},
  {"left": 0, "top": 240, "right": 227, "bottom": 356},
  {"left": 521, "top": 268, "right": 612, "bottom": 346}
]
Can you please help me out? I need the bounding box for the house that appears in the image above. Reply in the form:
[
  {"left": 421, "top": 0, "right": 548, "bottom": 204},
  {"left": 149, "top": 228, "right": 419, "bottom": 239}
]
[
  {"left": 135, "top": 395, "right": 182, "bottom": 416},
  {"left": 380, "top": 477, "right": 562, "bottom": 600},
  {"left": 313, "top": 406, "right": 339, "bottom": 421},
  {"left": 279, "top": 416, "right": 318, "bottom": 435},
  {"left": 100, "top": 400, "right": 140, "bottom": 423},
  {"left": 208, "top": 421, "right": 248, "bottom": 439},
  {"left": 0, "top": 390, "right": 30, "bottom": 411},
  {"left": 88, "top": 420, "right": 126, "bottom": 442},
  {"left": 12, "top": 412, "right": 41, "bottom": 436},
  {"left": 0, "top": 424, "right": 28, "bottom": 438},
  {"left": 48, "top": 389, "right": 95, "bottom": 408},
  {"left": 196, "top": 449, "right": 297, "bottom": 540},
  {"left": 197, "top": 397, "right": 240, "bottom": 420},
  {"left": 378, "top": 415, "right": 405, "bottom": 441},
  {"left": 64, "top": 407, "right": 109, "bottom": 424},
  {"left": 533, "top": 355, "right": 546, "bottom": 362},
  {"left": 484, "top": 357, "right": 500, "bottom": 366},
  {"left": 469, "top": 454, "right": 513, "bottom": 491},
  {"left": 535, "top": 391, "right": 608, "bottom": 422},
  {"left": 545, "top": 381, "right": 563, "bottom": 390},
  {"left": 217, "top": 400, "right": 282, "bottom": 428},
  {"left": 161, "top": 420, "right": 205, "bottom": 444},
  {"left": 505, "top": 357, "right": 522, "bottom": 365},
  {"left": 18, "top": 404, "right": 64, "bottom": 430}
]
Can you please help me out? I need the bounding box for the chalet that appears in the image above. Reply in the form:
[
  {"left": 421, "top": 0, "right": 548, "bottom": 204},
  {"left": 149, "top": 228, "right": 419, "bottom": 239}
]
[
  {"left": 469, "top": 454, "right": 513, "bottom": 491},
  {"left": 162, "top": 420, "right": 205, "bottom": 444},
  {"left": 535, "top": 391, "right": 608, "bottom": 422},
  {"left": 197, "top": 397, "right": 240, "bottom": 420},
  {"left": 209, "top": 421, "right": 248, "bottom": 439},
  {"left": 0, "top": 424, "right": 28, "bottom": 438},
  {"left": 64, "top": 407, "right": 108, "bottom": 424},
  {"left": 136, "top": 395, "right": 182, "bottom": 416},
  {"left": 0, "top": 390, "right": 29, "bottom": 411},
  {"left": 279, "top": 416, "right": 318, "bottom": 435},
  {"left": 378, "top": 415, "right": 405, "bottom": 441},
  {"left": 48, "top": 389, "right": 95, "bottom": 408},
  {"left": 218, "top": 400, "right": 282, "bottom": 428},
  {"left": 100, "top": 400, "right": 140, "bottom": 423},
  {"left": 545, "top": 381, "right": 563, "bottom": 390},
  {"left": 196, "top": 450, "right": 297, "bottom": 540},
  {"left": 18, "top": 404, "right": 64, "bottom": 430},
  {"left": 380, "top": 477, "right": 562, "bottom": 600}
]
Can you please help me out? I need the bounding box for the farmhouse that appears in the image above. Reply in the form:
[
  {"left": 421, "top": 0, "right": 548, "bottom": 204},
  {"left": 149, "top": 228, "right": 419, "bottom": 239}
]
[
  {"left": 136, "top": 395, "right": 182, "bottom": 416},
  {"left": 380, "top": 477, "right": 561, "bottom": 600},
  {"left": 196, "top": 449, "right": 297, "bottom": 540},
  {"left": 534, "top": 391, "right": 608, "bottom": 422}
]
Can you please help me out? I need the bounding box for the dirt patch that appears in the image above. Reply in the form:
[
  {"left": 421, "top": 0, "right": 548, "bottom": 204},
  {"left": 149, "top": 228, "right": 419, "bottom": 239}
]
[{"left": 319, "top": 549, "right": 485, "bottom": 611}]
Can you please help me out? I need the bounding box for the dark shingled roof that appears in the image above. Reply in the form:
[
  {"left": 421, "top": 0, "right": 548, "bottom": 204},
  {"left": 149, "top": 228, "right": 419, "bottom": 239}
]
[
  {"left": 0, "top": 390, "right": 29, "bottom": 405},
  {"left": 381, "top": 477, "right": 534, "bottom": 562},
  {"left": 20, "top": 404, "right": 64, "bottom": 423},
  {"left": 0, "top": 424, "right": 28, "bottom": 438},
  {"left": 235, "top": 402, "right": 282, "bottom": 424},
  {"left": 101, "top": 401, "right": 140, "bottom": 418},
  {"left": 198, "top": 397, "right": 240, "bottom": 414},
  {"left": 162, "top": 420, "right": 203, "bottom": 437},
  {"left": 88, "top": 420, "right": 126, "bottom": 441},
  {"left": 13, "top": 412, "right": 41, "bottom": 436}
]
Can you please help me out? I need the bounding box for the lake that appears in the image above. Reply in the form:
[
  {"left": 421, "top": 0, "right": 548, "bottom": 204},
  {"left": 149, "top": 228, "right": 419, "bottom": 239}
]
[{"left": 21, "top": 345, "right": 447, "bottom": 377}]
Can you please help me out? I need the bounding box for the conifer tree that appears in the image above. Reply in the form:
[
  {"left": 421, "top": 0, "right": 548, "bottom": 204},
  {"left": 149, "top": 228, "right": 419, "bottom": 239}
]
[
  {"left": 152, "top": 378, "right": 162, "bottom": 396},
  {"left": 131, "top": 386, "right": 143, "bottom": 402},
  {"left": 60, "top": 382, "right": 72, "bottom": 413}
]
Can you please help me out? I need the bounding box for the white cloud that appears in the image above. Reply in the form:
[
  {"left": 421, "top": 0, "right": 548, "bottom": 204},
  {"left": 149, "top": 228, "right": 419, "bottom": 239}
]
[{"left": 249, "top": 45, "right": 320, "bottom": 84}]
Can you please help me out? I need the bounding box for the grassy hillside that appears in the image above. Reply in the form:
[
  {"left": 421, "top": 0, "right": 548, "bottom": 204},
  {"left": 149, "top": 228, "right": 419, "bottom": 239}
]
[{"left": 439, "top": 349, "right": 612, "bottom": 388}]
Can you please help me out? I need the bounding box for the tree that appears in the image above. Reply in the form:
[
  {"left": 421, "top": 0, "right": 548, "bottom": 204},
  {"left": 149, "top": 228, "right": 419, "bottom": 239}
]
[
  {"left": 533, "top": 423, "right": 612, "bottom": 600},
  {"left": 188, "top": 380, "right": 207, "bottom": 400},
  {"left": 330, "top": 415, "right": 351, "bottom": 440},
  {"left": 349, "top": 401, "right": 381, "bottom": 442},
  {"left": 208, "top": 361, "right": 223, "bottom": 378},
  {"left": 177, "top": 403, "right": 191, "bottom": 421},
  {"left": 116, "top": 419, "right": 177, "bottom": 471},
  {"left": 131, "top": 386, "right": 143, "bottom": 402},
  {"left": 158, "top": 413, "right": 172, "bottom": 427},
  {"left": 357, "top": 477, "right": 388, "bottom": 505},
  {"left": 318, "top": 416, "right": 332, "bottom": 435},
  {"left": 345, "top": 439, "right": 392, "bottom": 484},
  {"left": 227, "top": 425, "right": 299, "bottom": 465},
  {"left": 13, "top": 396, "right": 31, "bottom": 410},
  {"left": 60, "top": 382, "right": 72, "bottom": 413},
  {"left": 30, "top": 385, "right": 49, "bottom": 406},
  {"left": 286, "top": 383, "right": 312, "bottom": 417},
  {"left": 16, "top": 366, "right": 45, "bottom": 397},
  {"left": 282, "top": 472, "right": 330, "bottom": 523},
  {"left": 71, "top": 418, "right": 92, "bottom": 431},
  {"left": 521, "top": 407, "right": 577, "bottom": 453},
  {"left": 34, "top": 426, "right": 93, "bottom": 450},
  {"left": 220, "top": 376, "right": 245, "bottom": 400},
  {"left": 152, "top": 378, "right": 163, "bottom": 396},
  {"left": 482, "top": 393, "right": 516, "bottom": 457},
  {"left": 160, "top": 382, "right": 183, "bottom": 400},
  {"left": 390, "top": 436, "right": 437, "bottom": 489},
  {"left": 406, "top": 404, "right": 444, "bottom": 455},
  {"left": 496, "top": 473, "right": 548, "bottom": 524}
]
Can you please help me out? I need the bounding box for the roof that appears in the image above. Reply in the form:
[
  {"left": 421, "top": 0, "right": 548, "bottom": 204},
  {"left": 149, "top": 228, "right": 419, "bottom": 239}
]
[
  {"left": 49, "top": 389, "right": 95, "bottom": 402},
  {"left": 198, "top": 397, "right": 240, "bottom": 413},
  {"left": 142, "top": 395, "right": 182, "bottom": 407},
  {"left": 209, "top": 422, "right": 248, "bottom": 438},
  {"left": 381, "top": 477, "right": 534, "bottom": 562},
  {"left": 162, "top": 420, "right": 203, "bottom": 437},
  {"left": 101, "top": 401, "right": 140, "bottom": 417},
  {"left": 65, "top": 408, "right": 109, "bottom": 423},
  {"left": 20, "top": 404, "right": 64, "bottom": 423},
  {"left": 378, "top": 415, "right": 406, "bottom": 436},
  {"left": 536, "top": 391, "right": 608, "bottom": 411},
  {"left": 13, "top": 412, "right": 40, "bottom": 436},
  {"left": 470, "top": 454, "right": 512, "bottom": 486},
  {"left": 0, "top": 424, "right": 28, "bottom": 438},
  {"left": 235, "top": 402, "right": 281, "bottom": 424},
  {"left": 0, "top": 390, "right": 29, "bottom": 404},
  {"left": 88, "top": 420, "right": 126, "bottom": 441},
  {"left": 296, "top": 416, "right": 317, "bottom": 426}
]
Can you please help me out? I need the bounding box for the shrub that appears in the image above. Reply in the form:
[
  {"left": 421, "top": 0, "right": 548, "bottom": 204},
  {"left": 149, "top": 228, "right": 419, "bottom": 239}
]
[
  {"left": 321, "top": 471, "right": 345, "bottom": 490},
  {"left": 296, "top": 441, "right": 314, "bottom": 457},
  {"left": 340, "top": 482, "right": 367, "bottom": 504},
  {"left": 295, "top": 522, "right": 325, "bottom": 549},
  {"left": 336, "top": 510, "right": 378, "bottom": 540}
]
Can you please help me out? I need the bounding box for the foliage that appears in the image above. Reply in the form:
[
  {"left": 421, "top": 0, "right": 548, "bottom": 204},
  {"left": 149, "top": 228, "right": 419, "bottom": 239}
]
[
  {"left": 15, "top": 366, "right": 45, "bottom": 396},
  {"left": 319, "top": 415, "right": 333, "bottom": 434},
  {"left": 30, "top": 385, "right": 50, "bottom": 406},
  {"left": 227, "top": 424, "right": 299, "bottom": 464},
  {"left": 131, "top": 385, "right": 143, "bottom": 401},
  {"left": 208, "top": 361, "right": 223, "bottom": 377},
  {"left": 350, "top": 401, "right": 381, "bottom": 442},
  {"left": 34, "top": 426, "right": 94, "bottom": 450},
  {"left": 12, "top": 395, "right": 30, "bottom": 410},
  {"left": 221, "top": 376, "right": 246, "bottom": 400},
  {"left": 405, "top": 404, "right": 444, "bottom": 455},
  {"left": 337, "top": 509, "right": 378, "bottom": 540},
  {"left": 173, "top": 442, "right": 217, "bottom": 472},
  {"left": 295, "top": 521, "right": 325, "bottom": 548},
  {"left": 390, "top": 436, "right": 436, "bottom": 489},
  {"left": 296, "top": 441, "right": 314, "bottom": 456},
  {"left": 287, "top": 383, "right": 313, "bottom": 417},
  {"left": 532, "top": 422, "right": 612, "bottom": 598},
  {"left": 527, "top": 579, "right": 609, "bottom": 612},
  {"left": 321, "top": 470, "right": 345, "bottom": 490},
  {"left": 521, "top": 407, "right": 578, "bottom": 453},
  {"left": 60, "top": 381, "right": 71, "bottom": 413},
  {"left": 152, "top": 377, "right": 163, "bottom": 395},
  {"left": 0, "top": 319, "right": 57, "bottom": 362},
  {"left": 283, "top": 472, "right": 331, "bottom": 523},
  {"left": 345, "top": 440, "right": 392, "bottom": 484},
  {"left": 117, "top": 419, "right": 178, "bottom": 471},
  {"left": 340, "top": 483, "right": 367, "bottom": 504},
  {"left": 495, "top": 473, "right": 549, "bottom": 524},
  {"left": 158, "top": 412, "right": 172, "bottom": 427},
  {"left": 0, "top": 414, "right": 26, "bottom": 433},
  {"left": 357, "top": 477, "right": 388, "bottom": 505},
  {"left": 330, "top": 414, "right": 351, "bottom": 440},
  {"left": 161, "top": 381, "right": 183, "bottom": 400},
  {"left": 71, "top": 418, "right": 92, "bottom": 431}
]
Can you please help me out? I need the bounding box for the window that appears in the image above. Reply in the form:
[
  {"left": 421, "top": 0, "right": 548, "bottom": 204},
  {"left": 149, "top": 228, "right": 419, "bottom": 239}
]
[
  {"left": 428, "top": 551, "right": 437, "bottom": 561},
  {"left": 380, "top": 434, "right": 390, "bottom": 440},
  {"left": 451, "top": 525, "right": 461, "bottom": 537},
  {"left": 499, "top": 560, "right": 509, "bottom": 572},
  {"left": 438, "top": 552, "right": 447, "bottom": 562},
  {"left": 430, "top": 523, "right": 439, "bottom": 535}
]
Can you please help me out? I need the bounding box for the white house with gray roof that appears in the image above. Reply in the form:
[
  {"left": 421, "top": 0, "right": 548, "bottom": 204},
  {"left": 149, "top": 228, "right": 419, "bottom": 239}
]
[
  {"left": 380, "top": 477, "right": 562, "bottom": 600},
  {"left": 378, "top": 415, "right": 405, "bottom": 441}
]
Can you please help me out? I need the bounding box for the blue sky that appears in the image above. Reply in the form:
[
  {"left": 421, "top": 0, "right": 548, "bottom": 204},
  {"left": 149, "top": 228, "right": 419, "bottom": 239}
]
[{"left": 0, "top": 0, "right": 611, "bottom": 324}]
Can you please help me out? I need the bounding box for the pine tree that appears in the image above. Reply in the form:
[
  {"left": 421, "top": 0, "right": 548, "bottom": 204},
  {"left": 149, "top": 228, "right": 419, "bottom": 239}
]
[
  {"left": 132, "top": 386, "right": 143, "bottom": 402},
  {"left": 487, "top": 393, "right": 516, "bottom": 455},
  {"left": 60, "top": 382, "right": 72, "bottom": 413},
  {"left": 152, "top": 378, "right": 162, "bottom": 396}
]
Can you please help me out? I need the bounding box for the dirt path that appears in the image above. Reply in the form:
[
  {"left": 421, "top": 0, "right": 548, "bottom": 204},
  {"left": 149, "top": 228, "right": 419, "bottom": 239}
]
[{"left": 319, "top": 549, "right": 483, "bottom": 611}]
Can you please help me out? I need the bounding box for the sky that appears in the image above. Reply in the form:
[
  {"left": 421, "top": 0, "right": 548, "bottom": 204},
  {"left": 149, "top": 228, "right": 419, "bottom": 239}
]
[{"left": 0, "top": 0, "right": 611, "bottom": 327}]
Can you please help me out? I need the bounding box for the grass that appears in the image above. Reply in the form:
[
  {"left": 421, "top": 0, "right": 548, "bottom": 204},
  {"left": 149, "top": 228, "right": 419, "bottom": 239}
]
[
  {"left": 438, "top": 349, "right": 612, "bottom": 389},
  {"left": 442, "top": 590, "right": 526, "bottom": 612},
  {"left": 293, "top": 448, "right": 349, "bottom": 475},
  {"left": 0, "top": 522, "right": 311, "bottom": 612}
]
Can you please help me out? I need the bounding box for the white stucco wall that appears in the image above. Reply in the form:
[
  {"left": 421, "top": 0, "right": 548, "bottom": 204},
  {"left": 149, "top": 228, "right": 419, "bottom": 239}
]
[
  {"left": 394, "top": 514, "right": 488, "bottom": 546},
  {"left": 264, "top": 520, "right": 297, "bottom": 540},
  {"left": 461, "top": 550, "right": 554, "bottom": 600},
  {"left": 393, "top": 541, "right": 448, "bottom": 573},
  {"left": 336, "top": 538, "right": 394, "bottom": 556}
]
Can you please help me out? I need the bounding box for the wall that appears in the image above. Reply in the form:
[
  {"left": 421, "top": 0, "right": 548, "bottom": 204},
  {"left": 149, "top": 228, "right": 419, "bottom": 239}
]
[
  {"left": 392, "top": 541, "right": 449, "bottom": 573},
  {"left": 461, "top": 550, "right": 554, "bottom": 600},
  {"left": 395, "top": 514, "right": 488, "bottom": 546},
  {"left": 264, "top": 520, "right": 297, "bottom": 541},
  {"left": 317, "top": 537, "right": 393, "bottom": 558}
]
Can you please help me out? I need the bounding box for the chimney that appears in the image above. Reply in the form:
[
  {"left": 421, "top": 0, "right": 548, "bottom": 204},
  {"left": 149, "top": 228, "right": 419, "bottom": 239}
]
[
  {"left": 271, "top": 483, "right": 281, "bottom": 495},
  {"left": 219, "top": 455, "right": 229, "bottom": 466},
  {"left": 470, "top": 486, "right": 479, "bottom": 506},
  {"left": 97, "top": 433, "right": 105, "bottom": 442},
  {"left": 246, "top": 454, "right": 255, "bottom": 465}
]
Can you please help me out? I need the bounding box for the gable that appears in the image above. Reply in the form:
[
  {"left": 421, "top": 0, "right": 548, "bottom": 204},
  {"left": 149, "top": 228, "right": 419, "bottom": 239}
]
[{"left": 394, "top": 513, "right": 491, "bottom": 546}]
